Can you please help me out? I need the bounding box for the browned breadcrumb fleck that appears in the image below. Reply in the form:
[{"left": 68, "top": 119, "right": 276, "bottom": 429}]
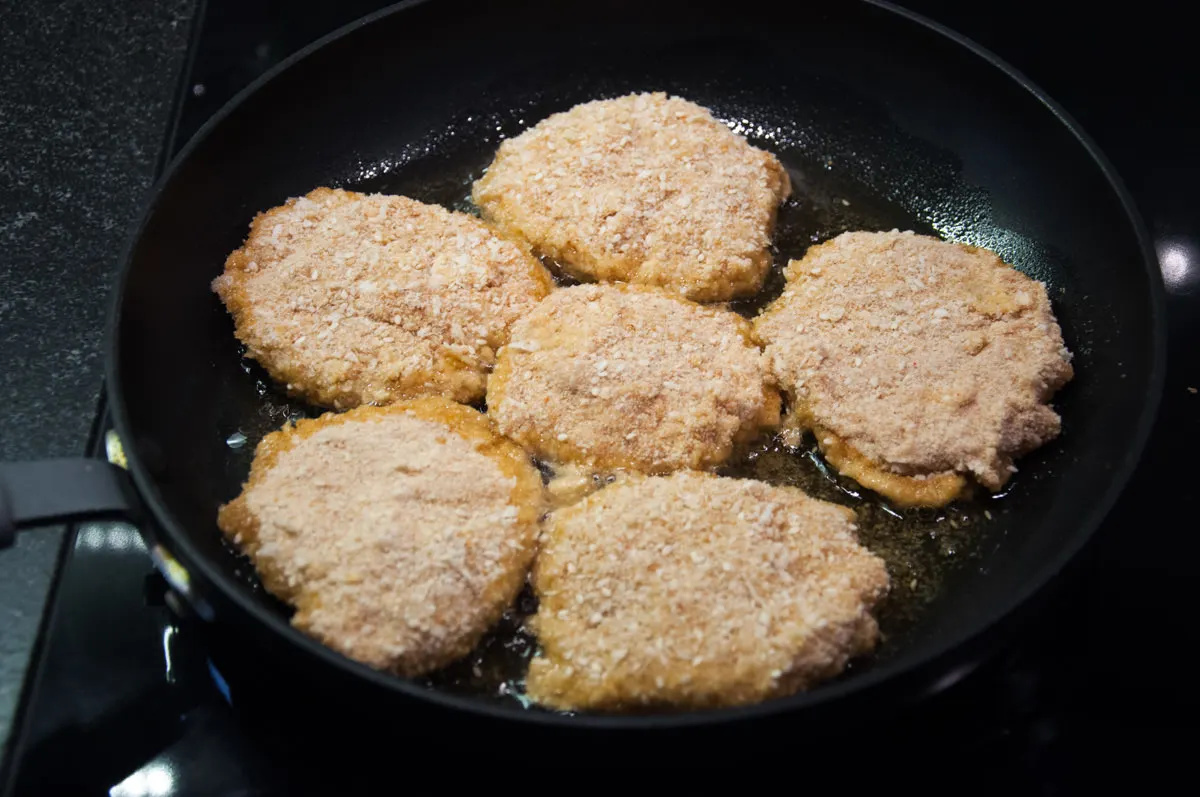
[
  {"left": 215, "top": 397, "right": 544, "bottom": 678},
  {"left": 753, "top": 230, "right": 1074, "bottom": 504},
  {"left": 472, "top": 92, "right": 791, "bottom": 302},
  {"left": 211, "top": 187, "right": 553, "bottom": 409},
  {"left": 487, "top": 283, "right": 781, "bottom": 475},
  {"left": 526, "top": 471, "right": 889, "bottom": 712}
]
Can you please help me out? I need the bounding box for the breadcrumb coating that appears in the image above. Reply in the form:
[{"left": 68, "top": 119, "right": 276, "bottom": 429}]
[
  {"left": 487, "top": 283, "right": 781, "bottom": 476},
  {"left": 216, "top": 398, "right": 544, "bottom": 677},
  {"left": 213, "top": 188, "right": 552, "bottom": 409},
  {"left": 527, "top": 472, "right": 889, "bottom": 711},
  {"left": 472, "top": 92, "right": 790, "bottom": 302},
  {"left": 754, "top": 230, "right": 1073, "bottom": 506}
]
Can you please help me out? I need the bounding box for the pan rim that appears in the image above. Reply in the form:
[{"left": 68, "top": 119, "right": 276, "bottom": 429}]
[{"left": 105, "top": 0, "right": 1169, "bottom": 731}]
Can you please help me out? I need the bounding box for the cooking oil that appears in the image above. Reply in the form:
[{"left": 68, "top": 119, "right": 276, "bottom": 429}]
[{"left": 217, "top": 101, "right": 1019, "bottom": 709}]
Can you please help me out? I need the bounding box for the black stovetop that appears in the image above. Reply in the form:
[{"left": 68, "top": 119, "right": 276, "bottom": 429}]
[{"left": 4, "top": 0, "right": 1198, "bottom": 792}]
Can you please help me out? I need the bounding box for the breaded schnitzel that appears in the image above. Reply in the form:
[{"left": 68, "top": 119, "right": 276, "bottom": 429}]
[
  {"left": 472, "top": 92, "right": 790, "bottom": 302},
  {"left": 753, "top": 230, "right": 1073, "bottom": 507},
  {"left": 526, "top": 471, "right": 889, "bottom": 711},
  {"left": 487, "top": 283, "right": 780, "bottom": 489},
  {"left": 213, "top": 187, "right": 552, "bottom": 409},
  {"left": 216, "top": 397, "right": 544, "bottom": 677}
]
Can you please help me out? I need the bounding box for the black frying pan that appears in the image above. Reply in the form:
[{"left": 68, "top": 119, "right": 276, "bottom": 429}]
[{"left": 0, "top": 0, "right": 1166, "bottom": 753}]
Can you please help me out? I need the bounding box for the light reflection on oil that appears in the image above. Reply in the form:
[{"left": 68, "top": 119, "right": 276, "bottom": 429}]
[
  {"left": 927, "top": 661, "right": 980, "bottom": 696},
  {"left": 161, "top": 625, "right": 178, "bottom": 684}
]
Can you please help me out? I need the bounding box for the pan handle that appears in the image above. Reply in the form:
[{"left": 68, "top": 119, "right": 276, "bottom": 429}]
[{"left": 0, "top": 459, "right": 140, "bottom": 549}]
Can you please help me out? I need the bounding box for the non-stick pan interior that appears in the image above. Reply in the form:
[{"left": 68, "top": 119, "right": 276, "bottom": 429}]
[{"left": 112, "top": 0, "right": 1161, "bottom": 717}]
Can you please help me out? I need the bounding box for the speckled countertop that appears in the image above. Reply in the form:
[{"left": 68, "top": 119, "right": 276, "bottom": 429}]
[{"left": 0, "top": 0, "right": 194, "bottom": 756}]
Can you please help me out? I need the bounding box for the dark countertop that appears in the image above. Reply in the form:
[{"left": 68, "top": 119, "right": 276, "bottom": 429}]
[{"left": 0, "top": 0, "right": 193, "bottom": 755}]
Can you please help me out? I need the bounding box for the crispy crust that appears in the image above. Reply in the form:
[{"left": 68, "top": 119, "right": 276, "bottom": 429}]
[
  {"left": 472, "top": 92, "right": 790, "bottom": 302},
  {"left": 212, "top": 188, "right": 553, "bottom": 409},
  {"left": 486, "top": 282, "right": 781, "bottom": 475},
  {"left": 784, "top": 400, "right": 969, "bottom": 509},
  {"left": 754, "top": 230, "right": 1073, "bottom": 507},
  {"left": 526, "top": 472, "right": 890, "bottom": 712},
  {"left": 216, "top": 397, "right": 545, "bottom": 677}
]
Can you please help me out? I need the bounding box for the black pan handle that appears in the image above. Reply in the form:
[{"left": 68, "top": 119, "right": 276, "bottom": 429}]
[{"left": 0, "top": 459, "right": 140, "bottom": 549}]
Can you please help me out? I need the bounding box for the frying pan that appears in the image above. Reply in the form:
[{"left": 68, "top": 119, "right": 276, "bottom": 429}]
[{"left": 0, "top": 0, "right": 1165, "bottom": 753}]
